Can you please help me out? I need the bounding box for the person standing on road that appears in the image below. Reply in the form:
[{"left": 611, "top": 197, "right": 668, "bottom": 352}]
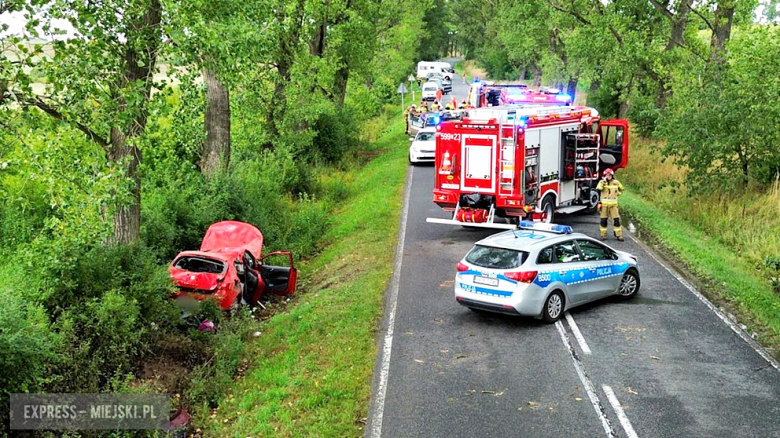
[
  {"left": 435, "top": 88, "right": 443, "bottom": 102},
  {"left": 403, "top": 104, "right": 413, "bottom": 134},
  {"left": 462, "top": 71, "right": 467, "bottom": 84},
  {"left": 596, "top": 168, "right": 624, "bottom": 241}
]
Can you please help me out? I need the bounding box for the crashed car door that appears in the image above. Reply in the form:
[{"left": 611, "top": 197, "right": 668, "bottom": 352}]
[{"left": 260, "top": 251, "right": 297, "bottom": 296}]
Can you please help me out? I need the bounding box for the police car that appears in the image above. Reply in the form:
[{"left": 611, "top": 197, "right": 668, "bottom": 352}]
[{"left": 455, "top": 222, "right": 640, "bottom": 323}]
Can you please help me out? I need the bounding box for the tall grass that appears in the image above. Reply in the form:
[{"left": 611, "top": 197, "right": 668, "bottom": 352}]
[{"left": 621, "top": 134, "right": 780, "bottom": 275}]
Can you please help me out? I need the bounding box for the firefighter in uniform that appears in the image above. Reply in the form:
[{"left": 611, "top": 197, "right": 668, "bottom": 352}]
[
  {"left": 403, "top": 104, "right": 413, "bottom": 134},
  {"left": 596, "top": 168, "right": 624, "bottom": 241}
]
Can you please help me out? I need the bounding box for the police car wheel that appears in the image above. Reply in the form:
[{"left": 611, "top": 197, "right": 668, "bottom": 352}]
[
  {"left": 617, "top": 269, "right": 640, "bottom": 299},
  {"left": 542, "top": 291, "right": 564, "bottom": 323}
]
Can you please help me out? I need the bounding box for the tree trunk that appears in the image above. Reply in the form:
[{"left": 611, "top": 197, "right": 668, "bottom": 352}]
[
  {"left": 530, "top": 62, "right": 542, "bottom": 87},
  {"left": 262, "top": 0, "right": 305, "bottom": 151},
  {"left": 566, "top": 77, "right": 578, "bottom": 103},
  {"left": 108, "top": 0, "right": 161, "bottom": 245},
  {"left": 202, "top": 68, "right": 231, "bottom": 174},
  {"left": 710, "top": 0, "right": 735, "bottom": 67},
  {"left": 666, "top": 0, "right": 693, "bottom": 51},
  {"left": 108, "top": 129, "right": 142, "bottom": 245},
  {"left": 332, "top": 66, "right": 350, "bottom": 109},
  {"left": 655, "top": 0, "right": 693, "bottom": 110}
]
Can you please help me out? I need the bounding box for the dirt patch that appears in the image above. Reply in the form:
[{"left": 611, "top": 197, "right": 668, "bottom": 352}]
[
  {"left": 139, "top": 333, "right": 211, "bottom": 395},
  {"left": 354, "top": 149, "right": 384, "bottom": 162}
]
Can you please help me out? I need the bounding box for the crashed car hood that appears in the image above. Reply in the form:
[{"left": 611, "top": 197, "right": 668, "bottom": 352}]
[
  {"left": 199, "top": 221, "right": 263, "bottom": 259},
  {"left": 170, "top": 268, "right": 223, "bottom": 292}
]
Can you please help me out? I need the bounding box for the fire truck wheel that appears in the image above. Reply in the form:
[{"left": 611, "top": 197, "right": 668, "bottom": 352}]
[{"left": 541, "top": 195, "right": 555, "bottom": 223}]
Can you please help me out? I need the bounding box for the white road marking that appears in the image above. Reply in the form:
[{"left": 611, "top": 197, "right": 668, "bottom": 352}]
[
  {"left": 602, "top": 385, "right": 639, "bottom": 438},
  {"left": 565, "top": 312, "right": 592, "bottom": 355},
  {"left": 369, "top": 165, "right": 413, "bottom": 438},
  {"left": 555, "top": 320, "right": 615, "bottom": 437},
  {"left": 626, "top": 234, "right": 780, "bottom": 371}
]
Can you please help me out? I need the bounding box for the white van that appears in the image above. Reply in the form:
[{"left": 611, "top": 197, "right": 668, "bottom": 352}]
[
  {"left": 417, "top": 61, "right": 453, "bottom": 81},
  {"left": 421, "top": 81, "right": 440, "bottom": 101}
]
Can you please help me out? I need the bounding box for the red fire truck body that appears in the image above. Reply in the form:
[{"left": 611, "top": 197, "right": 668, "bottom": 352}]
[{"left": 427, "top": 104, "right": 629, "bottom": 229}]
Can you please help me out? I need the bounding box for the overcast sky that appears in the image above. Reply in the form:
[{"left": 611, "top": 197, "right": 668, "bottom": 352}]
[{"left": 1, "top": 11, "right": 77, "bottom": 39}]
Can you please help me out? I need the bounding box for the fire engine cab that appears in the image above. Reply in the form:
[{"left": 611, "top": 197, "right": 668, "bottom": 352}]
[{"left": 427, "top": 104, "right": 629, "bottom": 229}]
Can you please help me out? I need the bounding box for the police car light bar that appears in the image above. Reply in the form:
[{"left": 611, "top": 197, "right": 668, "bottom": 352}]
[{"left": 518, "top": 221, "right": 573, "bottom": 234}]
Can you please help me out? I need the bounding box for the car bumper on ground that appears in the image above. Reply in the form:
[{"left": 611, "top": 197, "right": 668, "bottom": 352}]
[{"left": 454, "top": 280, "right": 547, "bottom": 317}]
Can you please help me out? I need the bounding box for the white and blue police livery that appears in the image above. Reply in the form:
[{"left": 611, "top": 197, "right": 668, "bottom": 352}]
[{"left": 455, "top": 221, "right": 640, "bottom": 323}]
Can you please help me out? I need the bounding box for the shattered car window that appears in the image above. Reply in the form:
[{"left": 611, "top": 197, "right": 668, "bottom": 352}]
[{"left": 174, "top": 257, "right": 226, "bottom": 274}]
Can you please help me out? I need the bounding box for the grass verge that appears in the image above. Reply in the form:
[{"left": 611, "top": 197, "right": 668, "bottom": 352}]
[
  {"left": 619, "top": 189, "right": 780, "bottom": 360},
  {"left": 197, "top": 117, "right": 408, "bottom": 436}
]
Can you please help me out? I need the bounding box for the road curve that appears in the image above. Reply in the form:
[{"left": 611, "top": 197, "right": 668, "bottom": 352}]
[{"left": 367, "top": 73, "right": 780, "bottom": 438}]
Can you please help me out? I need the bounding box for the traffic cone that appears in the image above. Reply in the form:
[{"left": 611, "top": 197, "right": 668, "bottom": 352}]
[{"left": 439, "top": 151, "right": 452, "bottom": 175}]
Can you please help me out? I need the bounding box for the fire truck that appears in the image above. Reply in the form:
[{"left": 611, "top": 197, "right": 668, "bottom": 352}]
[
  {"left": 466, "top": 81, "right": 573, "bottom": 108},
  {"left": 426, "top": 104, "right": 629, "bottom": 229}
]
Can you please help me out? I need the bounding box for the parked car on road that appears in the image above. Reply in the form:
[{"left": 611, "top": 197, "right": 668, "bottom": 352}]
[
  {"left": 170, "top": 221, "right": 297, "bottom": 310},
  {"left": 422, "top": 81, "right": 441, "bottom": 101},
  {"left": 454, "top": 222, "right": 639, "bottom": 322},
  {"left": 426, "top": 72, "right": 452, "bottom": 93},
  {"left": 409, "top": 127, "right": 437, "bottom": 164}
]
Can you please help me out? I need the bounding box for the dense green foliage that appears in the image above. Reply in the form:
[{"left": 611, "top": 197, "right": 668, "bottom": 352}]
[
  {"left": 1, "top": 0, "right": 431, "bottom": 434},
  {"left": 448, "top": 0, "right": 779, "bottom": 189}
]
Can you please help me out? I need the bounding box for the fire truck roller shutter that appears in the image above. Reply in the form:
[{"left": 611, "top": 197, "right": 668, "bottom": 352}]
[{"left": 538, "top": 127, "right": 561, "bottom": 183}]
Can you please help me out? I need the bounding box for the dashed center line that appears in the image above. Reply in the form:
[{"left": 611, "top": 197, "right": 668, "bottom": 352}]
[
  {"left": 565, "top": 312, "right": 592, "bottom": 355},
  {"left": 603, "top": 385, "right": 639, "bottom": 438}
]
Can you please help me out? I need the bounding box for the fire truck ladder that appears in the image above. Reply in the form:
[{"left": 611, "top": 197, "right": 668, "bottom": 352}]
[{"left": 498, "top": 111, "right": 518, "bottom": 193}]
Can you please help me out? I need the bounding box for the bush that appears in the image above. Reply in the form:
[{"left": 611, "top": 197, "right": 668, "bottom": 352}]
[{"left": 0, "top": 286, "right": 61, "bottom": 436}]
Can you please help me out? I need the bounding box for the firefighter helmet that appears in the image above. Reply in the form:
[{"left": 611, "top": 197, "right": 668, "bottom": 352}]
[{"left": 603, "top": 168, "right": 614, "bottom": 177}]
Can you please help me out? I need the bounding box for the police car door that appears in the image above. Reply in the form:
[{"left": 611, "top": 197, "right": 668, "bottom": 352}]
[
  {"left": 576, "top": 239, "right": 623, "bottom": 299},
  {"left": 551, "top": 240, "right": 592, "bottom": 305}
]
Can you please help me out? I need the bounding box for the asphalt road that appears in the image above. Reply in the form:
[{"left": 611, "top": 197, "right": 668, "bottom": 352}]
[{"left": 367, "top": 71, "right": 780, "bottom": 437}]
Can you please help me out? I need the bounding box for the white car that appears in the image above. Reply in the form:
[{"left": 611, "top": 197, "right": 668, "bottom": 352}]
[
  {"left": 421, "top": 81, "right": 440, "bottom": 101},
  {"left": 409, "top": 127, "right": 437, "bottom": 164}
]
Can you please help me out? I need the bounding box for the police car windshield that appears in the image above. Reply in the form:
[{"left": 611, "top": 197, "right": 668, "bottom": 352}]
[
  {"left": 465, "top": 245, "right": 528, "bottom": 270},
  {"left": 424, "top": 86, "right": 437, "bottom": 91},
  {"left": 416, "top": 132, "right": 435, "bottom": 141}
]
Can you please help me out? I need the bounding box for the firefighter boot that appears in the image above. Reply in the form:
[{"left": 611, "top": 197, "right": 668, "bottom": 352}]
[
  {"left": 611, "top": 206, "right": 624, "bottom": 241},
  {"left": 599, "top": 208, "right": 609, "bottom": 240}
]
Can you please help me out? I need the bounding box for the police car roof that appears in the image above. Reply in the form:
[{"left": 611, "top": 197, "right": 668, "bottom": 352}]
[{"left": 476, "top": 229, "right": 588, "bottom": 252}]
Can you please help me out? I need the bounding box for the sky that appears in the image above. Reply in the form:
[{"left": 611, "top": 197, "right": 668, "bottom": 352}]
[{"left": 0, "top": 10, "right": 77, "bottom": 39}]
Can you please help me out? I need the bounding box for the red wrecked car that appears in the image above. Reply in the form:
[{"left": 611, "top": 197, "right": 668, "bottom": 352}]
[{"left": 169, "top": 221, "right": 297, "bottom": 310}]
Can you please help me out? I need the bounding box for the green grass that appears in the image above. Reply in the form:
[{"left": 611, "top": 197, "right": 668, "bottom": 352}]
[
  {"left": 619, "top": 189, "right": 780, "bottom": 359},
  {"left": 199, "top": 118, "right": 408, "bottom": 436}
]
